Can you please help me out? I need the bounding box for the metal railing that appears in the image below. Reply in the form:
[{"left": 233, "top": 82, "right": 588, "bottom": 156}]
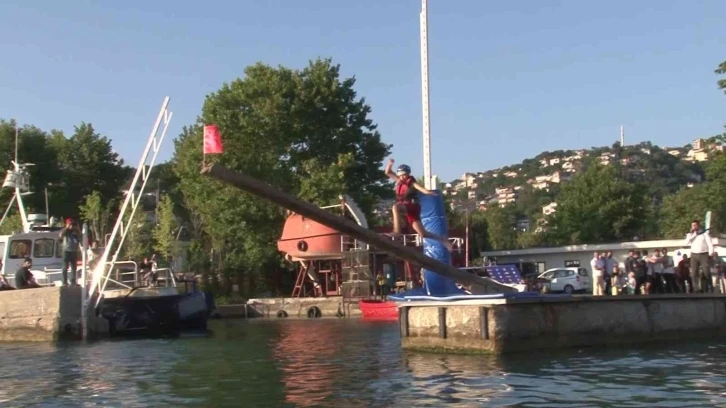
[
  {"left": 44, "top": 260, "right": 139, "bottom": 289},
  {"left": 150, "top": 267, "right": 177, "bottom": 287}
]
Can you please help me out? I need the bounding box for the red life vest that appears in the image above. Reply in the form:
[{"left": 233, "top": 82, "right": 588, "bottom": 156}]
[{"left": 396, "top": 176, "right": 418, "bottom": 203}]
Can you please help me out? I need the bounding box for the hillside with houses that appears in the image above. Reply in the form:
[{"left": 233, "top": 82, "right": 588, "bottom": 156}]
[
  {"left": 444, "top": 137, "right": 723, "bottom": 213},
  {"left": 425, "top": 134, "right": 726, "bottom": 252}
]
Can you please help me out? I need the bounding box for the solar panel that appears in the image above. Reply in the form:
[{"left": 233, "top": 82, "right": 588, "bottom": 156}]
[{"left": 485, "top": 265, "right": 524, "bottom": 285}]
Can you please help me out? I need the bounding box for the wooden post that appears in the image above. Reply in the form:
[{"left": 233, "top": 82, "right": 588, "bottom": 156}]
[{"left": 200, "top": 163, "right": 515, "bottom": 294}]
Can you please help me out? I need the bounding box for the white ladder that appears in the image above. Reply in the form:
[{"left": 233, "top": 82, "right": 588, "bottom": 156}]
[{"left": 88, "top": 97, "right": 173, "bottom": 306}]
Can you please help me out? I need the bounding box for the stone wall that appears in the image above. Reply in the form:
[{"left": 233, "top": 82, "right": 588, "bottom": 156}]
[
  {"left": 0, "top": 287, "right": 108, "bottom": 342},
  {"left": 400, "top": 295, "right": 726, "bottom": 354}
]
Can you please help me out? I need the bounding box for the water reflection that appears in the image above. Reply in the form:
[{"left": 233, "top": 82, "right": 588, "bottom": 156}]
[{"left": 1, "top": 320, "right": 726, "bottom": 407}]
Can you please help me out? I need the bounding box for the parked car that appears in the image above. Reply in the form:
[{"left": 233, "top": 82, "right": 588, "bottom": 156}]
[{"left": 538, "top": 267, "right": 591, "bottom": 294}]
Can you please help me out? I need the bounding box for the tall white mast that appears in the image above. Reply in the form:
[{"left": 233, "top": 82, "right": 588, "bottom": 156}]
[
  {"left": 420, "top": 0, "right": 432, "bottom": 189},
  {"left": 620, "top": 125, "right": 625, "bottom": 146}
]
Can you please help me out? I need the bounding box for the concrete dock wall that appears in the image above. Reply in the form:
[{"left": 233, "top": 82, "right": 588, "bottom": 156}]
[
  {"left": 0, "top": 287, "right": 108, "bottom": 342},
  {"left": 400, "top": 295, "right": 726, "bottom": 354}
]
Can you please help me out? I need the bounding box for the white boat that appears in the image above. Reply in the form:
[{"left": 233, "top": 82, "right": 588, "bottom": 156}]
[{"left": 0, "top": 98, "right": 213, "bottom": 337}]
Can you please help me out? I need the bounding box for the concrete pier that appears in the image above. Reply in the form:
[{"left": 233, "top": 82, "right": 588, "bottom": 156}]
[
  {"left": 398, "top": 294, "right": 726, "bottom": 354},
  {"left": 221, "top": 296, "right": 361, "bottom": 319},
  {"left": 0, "top": 287, "right": 108, "bottom": 342}
]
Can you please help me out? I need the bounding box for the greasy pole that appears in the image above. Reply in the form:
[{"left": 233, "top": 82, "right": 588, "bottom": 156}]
[{"left": 200, "top": 163, "right": 515, "bottom": 294}]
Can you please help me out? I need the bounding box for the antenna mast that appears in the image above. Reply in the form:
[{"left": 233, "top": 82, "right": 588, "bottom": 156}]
[{"left": 420, "top": 0, "right": 432, "bottom": 189}]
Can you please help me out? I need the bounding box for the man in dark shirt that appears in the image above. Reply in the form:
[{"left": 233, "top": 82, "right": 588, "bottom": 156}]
[
  {"left": 627, "top": 251, "right": 647, "bottom": 295},
  {"left": 15, "top": 257, "right": 40, "bottom": 289},
  {"left": 59, "top": 218, "right": 81, "bottom": 286}
]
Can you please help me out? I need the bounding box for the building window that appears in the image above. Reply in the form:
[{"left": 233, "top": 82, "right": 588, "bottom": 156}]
[
  {"left": 34, "top": 238, "right": 55, "bottom": 258},
  {"left": 9, "top": 240, "right": 31, "bottom": 259},
  {"left": 564, "top": 260, "right": 580, "bottom": 267},
  {"left": 536, "top": 262, "right": 546, "bottom": 273}
]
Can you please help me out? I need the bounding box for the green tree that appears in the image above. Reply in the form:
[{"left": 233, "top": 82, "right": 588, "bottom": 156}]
[
  {"left": 660, "top": 152, "right": 726, "bottom": 237},
  {"left": 717, "top": 59, "right": 726, "bottom": 93},
  {"left": 122, "top": 206, "right": 153, "bottom": 261},
  {"left": 0, "top": 120, "right": 62, "bottom": 215},
  {"left": 173, "top": 58, "right": 392, "bottom": 295},
  {"left": 548, "top": 164, "right": 647, "bottom": 244},
  {"left": 79, "top": 190, "right": 116, "bottom": 243},
  {"left": 659, "top": 185, "right": 710, "bottom": 238},
  {"left": 483, "top": 205, "right": 517, "bottom": 250},
  {"left": 152, "top": 194, "right": 177, "bottom": 264},
  {"left": 53, "top": 123, "right": 131, "bottom": 219},
  {"left": 0, "top": 213, "right": 24, "bottom": 235}
]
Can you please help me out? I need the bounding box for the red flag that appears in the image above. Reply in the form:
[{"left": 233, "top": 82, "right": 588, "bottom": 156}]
[{"left": 203, "top": 125, "right": 223, "bottom": 154}]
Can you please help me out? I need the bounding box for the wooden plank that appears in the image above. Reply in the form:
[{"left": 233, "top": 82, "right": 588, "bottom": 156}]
[
  {"left": 480, "top": 306, "right": 489, "bottom": 339},
  {"left": 399, "top": 306, "right": 409, "bottom": 337},
  {"left": 200, "top": 163, "right": 515, "bottom": 294},
  {"left": 438, "top": 307, "right": 447, "bottom": 339}
]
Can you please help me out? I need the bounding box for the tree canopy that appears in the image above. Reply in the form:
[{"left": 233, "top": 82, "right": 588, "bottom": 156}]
[
  {"left": 0, "top": 120, "right": 130, "bottom": 225},
  {"left": 173, "top": 58, "right": 392, "bottom": 293}
]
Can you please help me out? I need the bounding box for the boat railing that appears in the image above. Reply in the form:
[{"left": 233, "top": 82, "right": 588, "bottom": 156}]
[
  {"left": 153, "top": 267, "right": 177, "bottom": 288},
  {"left": 43, "top": 260, "right": 139, "bottom": 289}
]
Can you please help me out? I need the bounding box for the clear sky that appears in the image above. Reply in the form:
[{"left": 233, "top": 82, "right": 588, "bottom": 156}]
[{"left": 0, "top": 1, "right": 724, "bottom": 182}]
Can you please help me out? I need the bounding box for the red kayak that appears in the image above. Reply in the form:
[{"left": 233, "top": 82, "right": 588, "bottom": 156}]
[{"left": 359, "top": 299, "right": 398, "bottom": 321}]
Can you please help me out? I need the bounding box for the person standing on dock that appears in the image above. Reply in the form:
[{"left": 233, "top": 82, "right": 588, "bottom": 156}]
[
  {"left": 384, "top": 159, "right": 451, "bottom": 250},
  {"left": 628, "top": 251, "right": 648, "bottom": 295},
  {"left": 59, "top": 218, "right": 81, "bottom": 286},
  {"left": 685, "top": 219, "right": 714, "bottom": 293},
  {"left": 661, "top": 248, "right": 677, "bottom": 293},
  {"left": 590, "top": 252, "right": 605, "bottom": 296}
]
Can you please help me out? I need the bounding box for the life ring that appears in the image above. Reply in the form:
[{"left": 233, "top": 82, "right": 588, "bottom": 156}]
[
  {"left": 276, "top": 310, "right": 288, "bottom": 318},
  {"left": 307, "top": 306, "right": 322, "bottom": 318},
  {"left": 297, "top": 240, "right": 308, "bottom": 252}
]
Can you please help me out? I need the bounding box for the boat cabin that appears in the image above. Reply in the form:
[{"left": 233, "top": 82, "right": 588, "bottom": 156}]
[{"left": 0, "top": 214, "right": 85, "bottom": 286}]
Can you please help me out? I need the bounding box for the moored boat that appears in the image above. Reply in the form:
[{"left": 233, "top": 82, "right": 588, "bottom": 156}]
[{"left": 359, "top": 299, "right": 398, "bottom": 321}]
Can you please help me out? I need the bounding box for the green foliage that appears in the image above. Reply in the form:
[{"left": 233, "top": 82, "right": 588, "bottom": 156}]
[
  {"left": 122, "top": 205, "right": 153, "bottom": 261},
  {"left": 660, "top": 152, "right": 726, "bottom": 237},
  {"left": 152, "top": 194, "right": 177, "bottom": 262},
  {"left": 0, "top": 213, "right": 24, "bottom": 235},
  {"left": 548, "top": 164, "right": 648, "bottom": 244},
  {"left": 173, "top": 58, "right": 392, "bottom": 294},
  {"left": 0, "top": 120, "right": 129, "bottom": 225},
  {"left": 717, "top": 60, "right": 726, "bottom": 94},
  {"left": 52, "top": 123, "right": 131, "bottom": 218},
  {"left": 483, "top": 205, "right": 517, "bottom": 250},
  {"left": 79, "top": 190, "right": 116, "bottom": 243}
]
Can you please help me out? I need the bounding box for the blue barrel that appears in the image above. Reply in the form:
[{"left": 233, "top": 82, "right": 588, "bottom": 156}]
[{"left": 417, "top": 191, "right": 464, "bottom": 296}]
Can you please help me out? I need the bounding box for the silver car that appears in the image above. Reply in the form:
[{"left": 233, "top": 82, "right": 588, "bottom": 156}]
[{"left": 538, "top": 267, "right": 591, "bottom": 294}]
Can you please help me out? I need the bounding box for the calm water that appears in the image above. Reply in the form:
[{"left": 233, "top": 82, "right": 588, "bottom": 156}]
[{"left": 1, "top": 319, "right": 726, "bottom": 407}]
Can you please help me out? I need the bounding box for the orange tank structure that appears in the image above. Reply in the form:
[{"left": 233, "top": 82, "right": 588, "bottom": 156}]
[{"left": 276, "top": 196, "right": 467, "bottom": 298}]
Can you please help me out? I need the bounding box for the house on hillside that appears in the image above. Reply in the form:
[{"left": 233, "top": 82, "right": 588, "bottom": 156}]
[
  {"left": 542, "top": 202, "right": 557, "bottom": 216},
  {"left": 504, "top": 170, "right": 518, "bottom": 178},
  {"left": 686, "top": 138, "right": 709, "bottom": 162},
  {"left": 495, "top": 187, "right": 517, "bottom": 207},
  {"left": 599, "top": 152, "right": 615, "bottom": 165},
  {"left": 461, "top": 173, "right": 477, "bottom": 187}
]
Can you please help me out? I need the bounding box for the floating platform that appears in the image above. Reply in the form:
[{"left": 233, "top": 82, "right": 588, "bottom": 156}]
[
  {"left": 396, "top": 294, "right": 726, "bottom": 354},
  {"left": 229, "top": 296, "right": 362, "bottom": 319}
]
